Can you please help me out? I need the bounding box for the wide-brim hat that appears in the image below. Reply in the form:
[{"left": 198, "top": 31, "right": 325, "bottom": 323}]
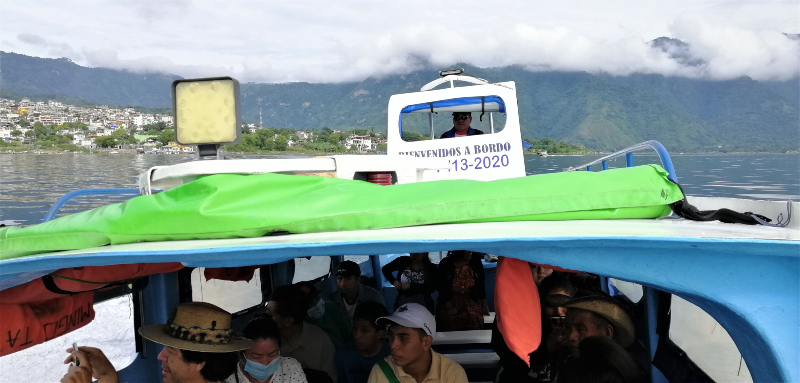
[
  {"left": 138, "top": 302, "right": 253, "bottom": 353},
  {"left": 563, "top": 296, "right": 635, "bottom": 348}
]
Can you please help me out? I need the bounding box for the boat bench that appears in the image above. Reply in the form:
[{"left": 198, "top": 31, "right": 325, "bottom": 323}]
[{"left": 434, "top": 329, "right": 499, "bottom": 382}]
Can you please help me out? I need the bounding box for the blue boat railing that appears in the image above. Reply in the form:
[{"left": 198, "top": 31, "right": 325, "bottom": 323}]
[
  {"left": 563, "top": 140, "right": 678, "bottom": 182},
  {"left": 43, "top": 188, "right": 142, "bottom": 222}
]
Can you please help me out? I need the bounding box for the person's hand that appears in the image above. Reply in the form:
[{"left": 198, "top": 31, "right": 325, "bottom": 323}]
[
  {"left": 61, "top": 350, "right": 92, "bottom": 383},
  {"left": 392, "top": 280, "right": 402, "bottom": 290},
  {"left": 64, "top": 346, "right": 119, "bottom": 383},
  {"left": 401, "top": 281, "right": 411, "bottom": 290}
]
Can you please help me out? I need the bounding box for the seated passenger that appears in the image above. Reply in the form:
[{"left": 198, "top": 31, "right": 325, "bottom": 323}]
[
  {"left": 562, "top": 295, "right": 635, "bottom": 357},
  {"left": 559, "top": 336, "right": 646, "bottom": 383},
  {"left": 62, "top": 302, "right": 251, "bottom": 383},
  {"left": 227, "top": 316, "right": 307, "bottom": 383},
  {"left": 367, "top": 303, "right": 467, "bottom": 383},
  {"left": 530, "top": 264, "right": 554, "bottom": 286},
  {"left": 440, "top": 112, "right": 484, "bottom": 138},
  {"left": 335, "top": 301, "right": 391, "bottom": 383},
  {"left": 268, "top": 285, "right": 338, "bottom": 383},
  {"left": 328, "top": 261, "right": 385, "bottom": 321},
  {"left": 297, "top": 281, "right": 354, "bottom": 348},
  {"left": 493, "top": 272, "right": 576, "bottom": 383},
  {"left": 436, "top": 250, "right": 489, "bottom": 331},
  {"left": 381, "top": 252, "right": 437, "bottom": 312}
]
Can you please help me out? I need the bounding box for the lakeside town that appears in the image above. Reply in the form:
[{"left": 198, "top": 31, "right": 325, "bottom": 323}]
[
  {"left": 0, "top": 97, "right": 590, "bottom": 155},
  {"left": 0, "top": 97, "right": 385, "bottom": 154}
]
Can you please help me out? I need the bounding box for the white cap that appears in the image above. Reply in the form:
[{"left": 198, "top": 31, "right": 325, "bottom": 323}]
[{"left": 377, "top": 303, "right": 436, "bottom": 336}]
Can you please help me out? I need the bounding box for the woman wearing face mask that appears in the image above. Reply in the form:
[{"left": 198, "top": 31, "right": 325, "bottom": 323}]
[{"left": 227, "top": 317, "right": 308, "bottom": 383}]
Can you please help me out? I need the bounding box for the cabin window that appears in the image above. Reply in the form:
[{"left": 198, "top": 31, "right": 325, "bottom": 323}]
[
  {"left": 292, "top": 256, "right": 331, "bottom": 283},
  {"left": 609, "top": 278, "right": 643, "bottom": 303},
  {"left": 399, "top": 96, "right": 507, "bottom": 142},
  {"left": 191, "top": 268, "right": 264, "bottom": 314},
  {"left": 669, "top": 295, "right": 752, "bottom": 382},
  {"left": 0, "top": 296, "right": 137, "bottom": 382}
]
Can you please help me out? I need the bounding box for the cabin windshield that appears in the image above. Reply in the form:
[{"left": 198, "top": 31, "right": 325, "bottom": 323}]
[{"left": 399, "top": 96, "right": 507, "bottom": 141}]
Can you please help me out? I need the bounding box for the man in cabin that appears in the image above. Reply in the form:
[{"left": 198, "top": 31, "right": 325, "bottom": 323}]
[
  {"left": 562, "top": 295, "right": 635, "bottom": 357},
  {"left": 62, "top": 302, "right": 253, "bottom": 383},
  {"left": 367, "top": 303, "right": 468, "bottom": 383},
  {"left": 328, "top": 260, "right": 385, "bottom": 321},
  {"left": 439, "top": 112, "right": 484, "bottom": 138}
]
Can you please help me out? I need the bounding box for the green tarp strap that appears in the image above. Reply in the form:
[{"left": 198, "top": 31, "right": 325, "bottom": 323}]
[
  {"left": 377, "top": 360, "right": 402, "bottom": 383},
  {"left": 0, "top": 165, "right": 683, "bottom": 260}
]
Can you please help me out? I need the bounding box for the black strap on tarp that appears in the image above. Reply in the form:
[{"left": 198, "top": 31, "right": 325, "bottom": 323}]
[
  {"left": 479, "top": 96, "right": 485, "bottom": 122},
  {"left": 669, "top": 181, "right": 790, "bottom": 226},
  {"left": 670, "top": 199, "right": 771, "bottom": 225}
]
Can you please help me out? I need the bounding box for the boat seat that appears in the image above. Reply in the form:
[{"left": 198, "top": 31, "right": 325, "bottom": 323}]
[
  {"left": 443, "top": 352, "right": 500, "bottom": 369},
  {"left": 433, "top": 329, "right": 492, "bottom": 345}
]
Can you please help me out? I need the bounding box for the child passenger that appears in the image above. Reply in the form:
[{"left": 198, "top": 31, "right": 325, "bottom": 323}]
[{"left": 335, "top": 301, "right": 391, "bottom": 383}]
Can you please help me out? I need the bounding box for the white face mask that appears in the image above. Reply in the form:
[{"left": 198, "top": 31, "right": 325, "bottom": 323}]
[{"left": 307, "top": 297, "right": 326, "bottom": 319}]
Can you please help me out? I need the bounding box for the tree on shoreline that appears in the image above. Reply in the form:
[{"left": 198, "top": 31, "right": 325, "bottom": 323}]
[{"left": 95, "top": 136, "right": 116, "bottom": 148}]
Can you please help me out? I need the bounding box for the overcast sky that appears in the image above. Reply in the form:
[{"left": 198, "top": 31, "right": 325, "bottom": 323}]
[{"left": 2, "top": 0, "right": 798, "bottom": 83}]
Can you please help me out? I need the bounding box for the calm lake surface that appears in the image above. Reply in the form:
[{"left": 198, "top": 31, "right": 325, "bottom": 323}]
[{"left": 1, "top": 153, "right": 798, "bottom": 225}]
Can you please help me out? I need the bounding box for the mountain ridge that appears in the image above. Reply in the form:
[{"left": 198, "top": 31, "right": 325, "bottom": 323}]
[{"left": 1, "top": 51, "right": 797, "bottom": 152}]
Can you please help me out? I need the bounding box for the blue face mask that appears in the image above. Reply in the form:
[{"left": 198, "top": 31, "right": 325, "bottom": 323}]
[{"left": 244, "top": 356, "right": 281, "bottom": 382}]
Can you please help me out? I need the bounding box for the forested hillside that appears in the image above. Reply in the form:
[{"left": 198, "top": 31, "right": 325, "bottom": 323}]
[{"left": 2, "top": 51, "right": 797, "bottom": 152}]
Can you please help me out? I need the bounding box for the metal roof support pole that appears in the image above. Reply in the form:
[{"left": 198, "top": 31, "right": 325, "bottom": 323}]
[
  {"left": 490, "top": 113, "right": 495, "bottom": 134},
  {"left": 429, "top": 113, "right": 434, "bottom": 140}
]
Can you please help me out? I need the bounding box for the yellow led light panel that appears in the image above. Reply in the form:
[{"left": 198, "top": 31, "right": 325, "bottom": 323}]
[{"left": 175, "top": 79, "right": 238, "bottom": 144}]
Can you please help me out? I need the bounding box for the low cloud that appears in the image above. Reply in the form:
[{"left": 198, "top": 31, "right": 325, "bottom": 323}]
[
  {"left": 10, "top": 2, "right": 799, "bottom": 83},
  {"left": 17, "top": 33, "right": 47, "bottom": 46},
  {"left": 307, "top": 19, "right": 798, "bottom": 82}
]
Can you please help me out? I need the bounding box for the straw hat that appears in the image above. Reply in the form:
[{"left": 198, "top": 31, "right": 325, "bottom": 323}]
[
  {"left": 563, "top": 296, "right": 635, "bottom": 348},
  {"left": 138, "top": 302, "right": 253, "bottom": 352}
]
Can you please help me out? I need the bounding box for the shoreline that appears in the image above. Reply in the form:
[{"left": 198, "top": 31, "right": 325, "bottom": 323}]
[{"left": 2, "top": 146, "right": 798, "bottom": 156}]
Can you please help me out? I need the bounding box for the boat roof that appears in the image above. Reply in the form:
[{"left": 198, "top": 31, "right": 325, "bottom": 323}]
[{"left": 2, "top": 217, "right": 796, "bottom": 285}]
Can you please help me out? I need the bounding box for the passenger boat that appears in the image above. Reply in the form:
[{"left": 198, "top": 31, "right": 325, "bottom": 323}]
[{"left": 0, "top": 72, "right": 797, "bottom": 383}]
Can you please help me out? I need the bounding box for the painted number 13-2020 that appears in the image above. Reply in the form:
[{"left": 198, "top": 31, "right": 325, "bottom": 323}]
[{"left": 450, "top": 155, "right": 510, "bottom": 171}]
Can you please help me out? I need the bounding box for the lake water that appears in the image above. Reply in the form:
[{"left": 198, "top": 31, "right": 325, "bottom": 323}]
[{"left": 1, "top": 152, "right": 799, "bottom": 225}]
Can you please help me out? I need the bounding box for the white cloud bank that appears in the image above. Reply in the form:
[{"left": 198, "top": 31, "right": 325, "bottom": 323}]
[{"left": 2, "top": 0, "right": 798, "bottom": 83}]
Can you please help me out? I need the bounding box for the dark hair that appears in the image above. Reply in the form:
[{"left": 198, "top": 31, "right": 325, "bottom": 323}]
[
  {"left": 294, "top": 281, "right": 320, "bottom": 305},
  {"left": 560, "top": 336, "right": 646, "bottom": 383},
  {"left": 243, "top": 317, "right": 282, "bottom": 347},
  {"left": 269, "top": 284, "right": 309, "bottom": 324},
  {"left": 409, "top": 252, "right": 433, "bottom": 265},
  {"left": 539, "top": 272, "right": 576, "bottom": 297},
  {"left": 447, "top": 250, "right": 472, "bottom": 259},
  {"left": 180, "top": 349, "right": 239, "bottom": 382},
  {"left": 353, "top": 301, "right": 388, "bottom": 330}
]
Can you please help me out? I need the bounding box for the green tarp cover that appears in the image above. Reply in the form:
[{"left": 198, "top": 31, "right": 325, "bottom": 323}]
[{"left": 0, "top": 165, "right": 682, "bottom": 260}]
